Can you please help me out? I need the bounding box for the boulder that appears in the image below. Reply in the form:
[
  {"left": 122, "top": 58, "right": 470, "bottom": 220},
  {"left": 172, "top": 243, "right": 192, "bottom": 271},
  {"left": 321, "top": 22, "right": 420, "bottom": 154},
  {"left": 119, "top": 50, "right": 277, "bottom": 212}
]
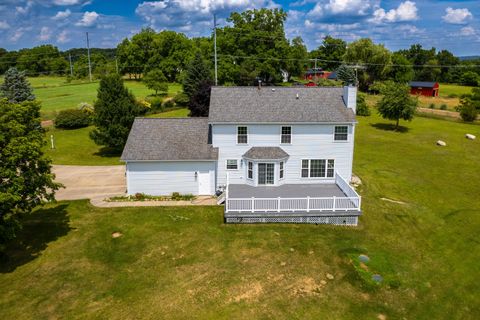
[
  {"left": 436, "top": 140, "right": 446, "bottom": 146},
  {"left": 351, "top": 174, "right": 362, "bottom": 187},
  {"left": 466, "top": 134, "right": 476, "bottom": 140}
]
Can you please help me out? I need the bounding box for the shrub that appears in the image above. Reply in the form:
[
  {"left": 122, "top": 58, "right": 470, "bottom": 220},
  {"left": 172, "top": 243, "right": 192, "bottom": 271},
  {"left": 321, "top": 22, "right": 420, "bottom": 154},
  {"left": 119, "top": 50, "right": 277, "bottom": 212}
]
[
  {"left": 77, "top": 102, "right": 94, "bottom": 114},
  {"left": 149, "top": 97, "right": 164, "bottom": 112},
  {"left": 356, "top": 93, "right": 370, "bottom": 116},
  {"left": 440, "top": 104, "right": 447, "bottom": 110},
  {"left": 173, "top": 92, "right": 189, "bottom": 106},
  {"left": 135, "top": 193, "right": 145, "bottom": 200},
  {"left": 55, "top": 109, "right": 91, "bottom": 129},
  {"left": 428, "top": 103, "right": 436, "bottom": 109},
  {"left": 162, "top": 99, "right": 175, "bottom": 110},
  {"left": 459, "top": 101, "right": 478, "bottom": 122}
]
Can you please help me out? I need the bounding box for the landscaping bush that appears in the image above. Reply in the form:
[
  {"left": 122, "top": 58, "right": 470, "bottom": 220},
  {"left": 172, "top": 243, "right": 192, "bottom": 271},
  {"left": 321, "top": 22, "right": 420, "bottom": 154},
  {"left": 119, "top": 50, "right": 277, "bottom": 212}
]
[
  {"left": 440, "top": 104, "right": 447, "bottom": 110},
  {"left": 162, "top": 99, "right": 176, "bottom": 110},
  {"left": 55, "top": 109, "right": 91, "bottom": 129},
  {"left": 459, "top": 102, "right": 478, "bottom": 122},
  {"left": 356, "top": 93, "right": 371, "bottom": 116},
  {"left": 149, "top": 97, "right": 164, "bottom": 112},
  {"left": 173, "top": 92, "right": 189, "bottom": 106},
  {"left": 77, "top": 102, "right": 94, "bottom": 114},
  {"left": 429, "top": 103, "right": 436, "bottom": 109}
]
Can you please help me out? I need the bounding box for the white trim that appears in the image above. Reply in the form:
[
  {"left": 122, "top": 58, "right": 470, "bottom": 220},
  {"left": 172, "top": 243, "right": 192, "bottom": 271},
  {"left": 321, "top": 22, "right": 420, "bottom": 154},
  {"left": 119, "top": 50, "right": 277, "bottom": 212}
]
[
  {"left": 209, "top": 121, "right": 358, "bottom": 125},
  {"left": 122, "top": 159, "right": 217, "bottom": 162}
]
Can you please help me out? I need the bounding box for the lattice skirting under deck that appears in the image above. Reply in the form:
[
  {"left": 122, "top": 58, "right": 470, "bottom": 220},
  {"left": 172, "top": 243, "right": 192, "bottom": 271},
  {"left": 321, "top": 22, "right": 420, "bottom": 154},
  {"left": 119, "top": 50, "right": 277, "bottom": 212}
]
[{"left": 225, "top": 216, "right": 358, "bottom": 226}]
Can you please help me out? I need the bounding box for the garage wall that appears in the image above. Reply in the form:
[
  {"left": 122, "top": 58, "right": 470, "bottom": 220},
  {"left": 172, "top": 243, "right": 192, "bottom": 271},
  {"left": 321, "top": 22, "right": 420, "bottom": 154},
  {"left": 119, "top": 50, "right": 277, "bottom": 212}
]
[{"left": 126, "top": 161, "right": 216, "bottom": 196}]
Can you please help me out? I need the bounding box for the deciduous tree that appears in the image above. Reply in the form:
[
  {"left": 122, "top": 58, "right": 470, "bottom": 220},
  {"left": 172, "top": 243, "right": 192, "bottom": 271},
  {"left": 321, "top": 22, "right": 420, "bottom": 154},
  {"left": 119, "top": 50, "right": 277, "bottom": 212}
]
[
  {"left": 0, "top": 100, "right": 61, "bottom": 252},
  {"left": 143, "top": 69, "right": 168, "bottom": 95},
  {"left": 377, "top": 82, "right": 417, "bottom": 129}
]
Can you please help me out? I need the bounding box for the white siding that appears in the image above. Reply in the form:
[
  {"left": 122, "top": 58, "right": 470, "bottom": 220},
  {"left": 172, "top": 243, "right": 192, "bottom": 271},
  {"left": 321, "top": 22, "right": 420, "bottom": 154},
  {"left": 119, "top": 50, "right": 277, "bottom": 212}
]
[
  {"left": 212, "top": 124, "right": 355, "bottom": 187},
  {"left": 126, "top": 161, "right": 216, "bottom": 196}
]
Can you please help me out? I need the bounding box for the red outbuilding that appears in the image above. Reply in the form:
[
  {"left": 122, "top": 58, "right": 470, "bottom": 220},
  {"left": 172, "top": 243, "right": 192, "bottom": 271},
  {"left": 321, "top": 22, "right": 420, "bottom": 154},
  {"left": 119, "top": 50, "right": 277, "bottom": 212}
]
[{"left": 409, "top": 81, "right": 439, "bottom": 97}]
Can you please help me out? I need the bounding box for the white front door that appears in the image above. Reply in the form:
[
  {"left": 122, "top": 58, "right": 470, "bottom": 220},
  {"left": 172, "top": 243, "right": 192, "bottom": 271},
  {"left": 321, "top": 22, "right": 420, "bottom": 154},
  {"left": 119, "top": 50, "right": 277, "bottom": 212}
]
[{"left": 198, "top": 171, "right": 211, "bottom": 195}]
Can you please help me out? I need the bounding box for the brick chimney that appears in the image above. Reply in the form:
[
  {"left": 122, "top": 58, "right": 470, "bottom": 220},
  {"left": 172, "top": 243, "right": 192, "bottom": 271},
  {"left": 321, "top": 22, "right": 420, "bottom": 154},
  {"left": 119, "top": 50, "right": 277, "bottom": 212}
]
[{"left": 343, "top": 85, "right": 357, "bottom": 114}]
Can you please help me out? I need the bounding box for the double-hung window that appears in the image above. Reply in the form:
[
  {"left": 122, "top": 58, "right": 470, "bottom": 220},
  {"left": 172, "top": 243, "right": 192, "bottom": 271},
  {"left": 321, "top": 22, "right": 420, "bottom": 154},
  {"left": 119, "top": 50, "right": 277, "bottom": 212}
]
[
  {"left": 237, "top": 126, "right": 248, "bottom": 144},
  {"left": 247, "top": 161, "right": 253, "bottom": 179},
  {"left": 279, "top": 161, "right": 284, "bottom": 179},
  {"left": 226, "top": 159, "right": 238, "bottom": 170},
  {"left": 281, "top": 126, "right": 291, "bottom": 144},
  {"left": 301, "top": 159, "right": 335, "bottom": 178},
  {"left": 334, "top": 126, "right": 348, "bottom": 141}
]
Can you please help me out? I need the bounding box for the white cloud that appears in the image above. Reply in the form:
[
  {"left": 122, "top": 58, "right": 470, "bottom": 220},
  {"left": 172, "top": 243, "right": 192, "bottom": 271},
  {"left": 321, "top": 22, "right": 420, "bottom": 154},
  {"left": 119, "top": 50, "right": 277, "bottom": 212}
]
[
  {"left": 10, "top": 29, "right": 25, "bottom": 42},
  {"left": 460, "top": 26, "right": 476, "bottom": 36},
  {"left": 370, "top": 1, "right": 418, "bottom": 23},
  {"left": 57, "top": 30, "right": 70, "bottom": 43},
  {"left": 75, "top": 11, "right": 99, "bottom": 27},
  {"left": 0, "top": 21, "right": 10, "bottom": 30},
  {"left": 308, "top": 0, "right": 376, "bottom": 18},
  {"left": 38, "top": 26, "right": 52, "bottom": 41},
  {"left": 16, "top": 1, "right": 34, "bottom": 15},
  {"left": 442, "top": 7, "right": 472, "bottom": 25},
  {"left": 52, "top": 9, "right": 71, "bottom": 20},
  {"left": 53, "top": 0, "right": 82, "bottom": 5},
  {"left": 304, "top": 20, "right": 360, "bottom": 32},
  {"left": 135, "top": 0, "right": 279, "bottom": 35}
]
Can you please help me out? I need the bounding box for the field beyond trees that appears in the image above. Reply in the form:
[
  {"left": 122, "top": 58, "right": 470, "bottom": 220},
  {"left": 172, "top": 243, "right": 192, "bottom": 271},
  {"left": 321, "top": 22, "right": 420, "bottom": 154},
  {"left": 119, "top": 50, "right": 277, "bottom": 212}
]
[{"left": 2, "top": 112, "right": 479, "bottom": 319}]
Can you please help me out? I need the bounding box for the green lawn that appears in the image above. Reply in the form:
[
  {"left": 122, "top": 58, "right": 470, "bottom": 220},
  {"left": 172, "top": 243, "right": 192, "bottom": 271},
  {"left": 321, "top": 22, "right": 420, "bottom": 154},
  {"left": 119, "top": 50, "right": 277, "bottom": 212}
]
[
  {"left": 439, "top": 83, "right": 474, "bottom": 97},
  {"left": 0, "top": 76, "right": 182, "bottom": 120},
  {"left": 2, "top": 113, "right": 479, "bottom": 318},
  {"left": 45, "top": 108, "right": 191, "bottom": 165}
]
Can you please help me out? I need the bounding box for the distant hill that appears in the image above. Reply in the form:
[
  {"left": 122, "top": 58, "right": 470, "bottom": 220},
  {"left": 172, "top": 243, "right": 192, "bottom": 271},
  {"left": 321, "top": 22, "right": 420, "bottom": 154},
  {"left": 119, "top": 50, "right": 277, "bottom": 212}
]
[{"left": 459, "top": 56, "right": 480, "bottom": 61}]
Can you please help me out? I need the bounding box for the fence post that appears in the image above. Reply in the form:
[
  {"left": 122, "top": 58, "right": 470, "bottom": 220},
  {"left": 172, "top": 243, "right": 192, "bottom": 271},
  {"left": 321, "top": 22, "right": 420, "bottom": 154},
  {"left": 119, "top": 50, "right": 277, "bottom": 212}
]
[
  {"left": 307, "top": 196, "right": 310, "bottom": 212},
  {"left": 277, "top": 197, "right": 281, "bottom": 212},
  {"left": 251, "top": 197, "right": 254, "bottom": 213},
  {"left": 333, "top": 196, "right": 336, "bottom": 211}
]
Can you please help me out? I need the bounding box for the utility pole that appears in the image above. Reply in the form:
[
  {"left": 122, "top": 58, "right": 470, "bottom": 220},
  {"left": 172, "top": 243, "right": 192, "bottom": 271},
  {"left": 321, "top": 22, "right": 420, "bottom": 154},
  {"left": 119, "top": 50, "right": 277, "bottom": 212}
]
[
  {"left": 213, "top": 14, "right": 218, "bottom": 86},
  {"left": 86, "top": 32, "right": 92, "bottom": 82},
  {"left": 68, "top": 53, "right": 73, "bottom": 77},
  {"left": 314, "top": 58, "right": 317, "bottom": 83}
]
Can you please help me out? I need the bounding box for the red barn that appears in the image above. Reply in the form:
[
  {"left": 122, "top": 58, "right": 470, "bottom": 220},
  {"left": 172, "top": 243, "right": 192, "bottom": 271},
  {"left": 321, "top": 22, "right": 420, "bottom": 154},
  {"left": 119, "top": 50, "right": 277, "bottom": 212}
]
[
  {"left": 409, "top": 81, "right": 439, "bottom": 97},
  {"left": 304, "top": 68, "right": 331, "bottom": 81}
]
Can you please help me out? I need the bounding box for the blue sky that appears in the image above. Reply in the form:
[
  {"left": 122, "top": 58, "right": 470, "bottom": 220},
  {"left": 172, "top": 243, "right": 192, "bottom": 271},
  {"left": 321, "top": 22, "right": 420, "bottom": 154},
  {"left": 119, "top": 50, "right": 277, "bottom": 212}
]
[{"left": 0, "top": 0, "right": 479, "bottom": 56}]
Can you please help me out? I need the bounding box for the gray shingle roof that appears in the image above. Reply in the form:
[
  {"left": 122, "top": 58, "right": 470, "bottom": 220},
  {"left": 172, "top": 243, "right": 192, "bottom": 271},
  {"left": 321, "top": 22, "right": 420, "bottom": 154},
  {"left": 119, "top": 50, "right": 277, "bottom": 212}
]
[
  {"left": 121, "top": 118, "right": 218, "bottom": 161},
  {"left": 208, "top": 86, "right": 355, "bottom": 123},
  {"left": 409, "top": 81, "right": 438, "bottom": 88},
  {"left": 243, "top": 147, "right": 289, "bottom": 160}
]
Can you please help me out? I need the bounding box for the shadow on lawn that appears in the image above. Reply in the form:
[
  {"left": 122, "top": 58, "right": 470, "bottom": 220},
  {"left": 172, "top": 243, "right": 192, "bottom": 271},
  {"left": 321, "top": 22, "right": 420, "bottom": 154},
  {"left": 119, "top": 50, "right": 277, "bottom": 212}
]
[
  {"left": 370, "top": 123, "right": 410, "bottom": 133},
  {"left": 93, "top": 146, "right": 122, "bottom": 159},
  {"left": 0, "top": 203, "right": 72, "bottom": 273}
]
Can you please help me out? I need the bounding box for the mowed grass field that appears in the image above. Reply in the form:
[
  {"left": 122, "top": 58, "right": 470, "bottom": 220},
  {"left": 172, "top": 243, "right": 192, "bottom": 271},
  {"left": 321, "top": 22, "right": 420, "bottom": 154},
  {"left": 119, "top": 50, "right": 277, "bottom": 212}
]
[
  {"left": 0, "top": 76, "right": 182, "bottom": 120},
  {"left": 44, "top": 108, "right": 190, "bottom": 165},
  {"left": 2, "top": 112, "right": 480, "bottom": 319}
]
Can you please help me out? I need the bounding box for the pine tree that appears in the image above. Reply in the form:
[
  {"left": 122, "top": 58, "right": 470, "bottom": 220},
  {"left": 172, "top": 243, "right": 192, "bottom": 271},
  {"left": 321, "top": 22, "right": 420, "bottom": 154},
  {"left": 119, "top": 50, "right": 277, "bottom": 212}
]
[
  {"left": 0, "top": 67, "right": 35, "bottom": 103},
  {"left": 182, "top": 52, "right": 212, "bottom": 117},
  {"left": 336, "top": 64, "right": 357, "bottom": 85},
  {"left": 90, "top": 74, "right": 144, "bottom": 151}
]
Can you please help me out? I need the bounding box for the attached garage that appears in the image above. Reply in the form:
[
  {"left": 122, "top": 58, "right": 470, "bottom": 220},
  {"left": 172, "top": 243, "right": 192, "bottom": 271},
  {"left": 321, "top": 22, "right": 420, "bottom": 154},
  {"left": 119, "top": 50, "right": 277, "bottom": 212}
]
[{"left": 121, "top": 118, "right": 218, "bottom": 196}]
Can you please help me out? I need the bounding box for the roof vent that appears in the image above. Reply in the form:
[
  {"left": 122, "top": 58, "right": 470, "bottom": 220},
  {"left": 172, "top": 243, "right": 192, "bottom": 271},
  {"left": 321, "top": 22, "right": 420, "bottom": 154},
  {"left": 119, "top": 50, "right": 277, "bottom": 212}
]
[{"left": 296, "top": 93, "right": 299, "bottom": 99}]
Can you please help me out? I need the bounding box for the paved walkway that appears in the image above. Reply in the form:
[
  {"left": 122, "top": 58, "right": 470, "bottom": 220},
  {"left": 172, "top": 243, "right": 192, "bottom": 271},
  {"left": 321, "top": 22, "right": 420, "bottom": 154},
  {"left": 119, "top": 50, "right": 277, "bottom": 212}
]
[{"left": 53, "top": 165, "right": 126, "bottom": 201}]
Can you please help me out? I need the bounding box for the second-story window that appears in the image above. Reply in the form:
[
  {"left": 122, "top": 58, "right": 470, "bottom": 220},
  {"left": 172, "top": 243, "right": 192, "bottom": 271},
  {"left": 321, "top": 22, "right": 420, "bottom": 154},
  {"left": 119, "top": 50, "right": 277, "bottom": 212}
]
[
  {"left": 281, "top": 126, "right": 291, "bottom": 144},
  {"left": 237, "top": 126, "right": 248, "bottom": 144},
  {"left": 334, "top": 126, "right": 348, "bottom": 141}
]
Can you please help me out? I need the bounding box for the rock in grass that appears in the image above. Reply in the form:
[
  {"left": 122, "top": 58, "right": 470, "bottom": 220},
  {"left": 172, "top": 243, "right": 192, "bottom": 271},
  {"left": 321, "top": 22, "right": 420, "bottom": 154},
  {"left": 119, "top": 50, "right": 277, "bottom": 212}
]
[
  {"left": 372, "top": 274, "right": 383, "bottom": 283},
  {"left": 436, "top": 140, "right": 446, "bottom": 146},
  {"left": 359, "top": 254, "right": 370, "bottom": 263},
  {"left": 326, "top": 273, "right": 334, "bottom": 280},
  {"left": 466, "top": 134, "right": 476, "bottom": 140}
]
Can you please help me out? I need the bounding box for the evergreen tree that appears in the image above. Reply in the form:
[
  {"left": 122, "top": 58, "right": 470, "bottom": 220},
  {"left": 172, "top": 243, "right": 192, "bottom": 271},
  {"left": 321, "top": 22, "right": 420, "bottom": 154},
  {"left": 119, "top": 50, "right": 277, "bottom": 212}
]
[
  {"left": 0, "top": 100, "right": 61, "bottom": 253},
  {"left": 90, "top": 74, "right": 144, "bottom": 151},
  {"left": 0, "top": 67, "right": 35, "bottom": 103},
  {"left": 336, "top": 65, "right": 356, "bottom": 85},
  {"left": 189, "top": 79, "right": 213, "bottom": 117},
  {"left": 183, "top": 52, "right": 212, "bottom": 99},
  {"left": 377, "top": 82, "right": 417, "bottom": 130}
]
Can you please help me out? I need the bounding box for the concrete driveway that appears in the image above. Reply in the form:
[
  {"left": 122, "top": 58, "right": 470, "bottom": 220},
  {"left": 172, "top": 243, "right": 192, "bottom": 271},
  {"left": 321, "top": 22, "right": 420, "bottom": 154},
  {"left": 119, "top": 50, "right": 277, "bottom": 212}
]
[{"left": 53, "top": 165, "right": 126, "bottom": 200}]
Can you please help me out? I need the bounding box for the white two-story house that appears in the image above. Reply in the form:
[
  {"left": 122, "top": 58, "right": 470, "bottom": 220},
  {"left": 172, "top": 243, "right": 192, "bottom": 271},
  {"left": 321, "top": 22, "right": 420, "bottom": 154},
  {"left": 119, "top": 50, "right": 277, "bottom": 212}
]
[{"left": 121, "top": 86, "right": 362, "bottom": 225}]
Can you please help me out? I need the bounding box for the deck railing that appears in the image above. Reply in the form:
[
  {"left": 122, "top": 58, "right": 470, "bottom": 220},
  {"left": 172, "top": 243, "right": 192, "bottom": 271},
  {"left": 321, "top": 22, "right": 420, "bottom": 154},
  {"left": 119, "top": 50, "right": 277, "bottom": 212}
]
[{"left": 225, "top": 172, "right": 361, "bottom": 213}]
